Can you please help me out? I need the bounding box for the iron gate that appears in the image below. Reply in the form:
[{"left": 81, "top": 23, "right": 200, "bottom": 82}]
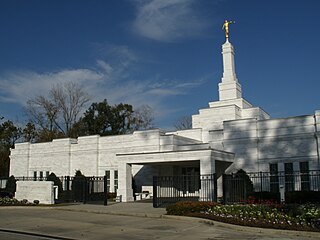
[
  {"left": 153, "top": 174, "right": 216, "bottom": 207},
  {"left": 70, "top": 176, "right": 108, "bottom": 204}
]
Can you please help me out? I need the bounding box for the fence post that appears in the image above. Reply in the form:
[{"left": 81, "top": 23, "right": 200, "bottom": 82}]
[
  {"left": 222, "top": 174, "right": 227, "bottom": 204},
  {"left": 66, "top": 176, "right": 70, "bottom": 191},
  {"left": 212, "top": 174, "right": 216, "bottom": 202},
  {"left": 104, "top": 175, "right": 108, "bottom": 206},
  {"left": 153, "top": 176, "right": 157, "bottom": 208},
  {"left": 279, "top": 184, "right": 285, "bottom": 203},
  {"left": 241, "top": 173, "right": 246, "bottom": 203},
  {"left": 259, "top": 171, "right": 263, "bottom": 201},
  {"left": 83, "top": 178, "right": 87, "bottom": 204}
]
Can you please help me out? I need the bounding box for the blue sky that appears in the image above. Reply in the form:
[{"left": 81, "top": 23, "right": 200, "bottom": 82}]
[{"left": 0, "top": 0, "right": 319, "bottom": 129}]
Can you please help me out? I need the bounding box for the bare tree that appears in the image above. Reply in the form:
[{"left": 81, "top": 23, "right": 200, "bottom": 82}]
[
  {"left": 26, "top": 82, "right": 90, "bottom": 140},
  {"left": 22, "top": 122, "right": 38, "bottom": 142},
  {"left": 173, "top": 116, "right": 192, "bottom": 130},
  {"left": 26, "top": 96, "right": 59, "bottom": 134},
  {"left": 50, "top": 82, "right": 90, "bottom": 135},
  {"left": 131, "top": 105, "right": 155, "bottom": 131}
]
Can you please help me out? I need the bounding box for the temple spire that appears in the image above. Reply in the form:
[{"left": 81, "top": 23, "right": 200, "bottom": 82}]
[
  {"left": 222, "top": 39, "right": 237, "bottom": 82},
  {"left": 218, "top": 39, "right": 242, "bottom": 100}
]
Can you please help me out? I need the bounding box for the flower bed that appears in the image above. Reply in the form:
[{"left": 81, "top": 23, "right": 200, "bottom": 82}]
[
  {"left": 166, "top": 201, "right": 219, "bottom": 215},
  {"left": 0, "top": 197, "right": 38, "bottom": 206},
  {"left": 166, "top": 201, "right": 320, "bottom": 232}
]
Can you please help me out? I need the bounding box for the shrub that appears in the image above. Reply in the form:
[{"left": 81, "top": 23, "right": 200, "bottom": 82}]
[
  {"left": 0, "top": 197, "right": 20, "bottom": 205},
  {"left": 0, "top": 190, "right": 13, "bottom": 198},
  {"left": 46, "top": 172, "right": 63, "bottom": 196},
  {"left": 0, "top": 197, "right": 36, "bottom": 206},
  {"left": 5, "top": 175, "right": 16, "bottom": 195},
  {"left": 250, "top": 192, "right": 280, "bottom": 203},
  {"left": 72, "top": 170, "right": 86, "bottom": 202},
  {"left": 245, "top": 196, "right": 282, "bottom": 209},
  {"left": 166, "top": 201, "right": 220, "bottom": 216},
  {"left": 285, "top": 191, "right": 320, "bottom": 204}
]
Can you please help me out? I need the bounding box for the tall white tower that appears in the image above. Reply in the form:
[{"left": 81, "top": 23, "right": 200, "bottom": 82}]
[{"left": 219, "top": 39, "right": 243, "bottom": 100}]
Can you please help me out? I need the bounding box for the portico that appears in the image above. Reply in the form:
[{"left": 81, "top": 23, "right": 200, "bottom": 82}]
[{"left": 116, "top": 147, "right": 234, "bottom": 202}]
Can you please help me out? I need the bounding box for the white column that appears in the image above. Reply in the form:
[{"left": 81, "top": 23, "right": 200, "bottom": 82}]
[
  {"left": 110, "top": 170, "right": 115, "bottom": 193},
  {"left": 293, "top": 162, "right": 300, "bottom": 191},
  {"left": 278, "top": 163, "right": 285, "bottom": 202},
  {"left": 200, "top": 156, "right": 215, "bottom": 175},
  {"left": 199, "top": 156, "right": 216, "bottom": 201},
  {"left": 117, "top": 163, "right": 134, "bottom": 202}
]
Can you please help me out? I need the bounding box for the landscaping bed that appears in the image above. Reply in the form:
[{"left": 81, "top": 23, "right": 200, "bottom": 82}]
[
  {"left": 0, "top": 197, "right": 39, "bottom": 206},
  {"left": 166, "top": 200, "right": 320, "bottom": 232}
]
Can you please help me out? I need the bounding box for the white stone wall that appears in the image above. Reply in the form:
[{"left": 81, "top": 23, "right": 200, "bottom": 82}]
[
  {"left": 10, "top": 111, "right": 320, "bottom": 179},
  {"left": 170, "top": 128, "right": 203, "bottom": 142},
  {"left": 15, "top": 181, "right": 54, "bottom": 204},
  {"left": 216, "top": 114, "right": 320, "bottom": 172},
  {"left": 71, "top": 135, "right": 99, "bottom": 176},
  {"left": 29, "top": 139, "right": 75, "bottom": 177},
  {"left": 257, "top": 115, "right": 319, "bottom": 171},
  {"left": 10, "top": 129, "right": 209, "bottom": 197},
  {"left": 10, "top": 142, "right": 30, "bottom": 177}
]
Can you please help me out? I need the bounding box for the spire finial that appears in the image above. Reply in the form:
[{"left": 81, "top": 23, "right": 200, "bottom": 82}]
[{"left": 222, "top": 20, "right": 235, "bottom": 39}]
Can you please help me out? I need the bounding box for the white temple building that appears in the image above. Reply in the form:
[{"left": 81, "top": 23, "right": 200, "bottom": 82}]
[{"left": 9, "top": 39, "right": 320, "bottom": 202}]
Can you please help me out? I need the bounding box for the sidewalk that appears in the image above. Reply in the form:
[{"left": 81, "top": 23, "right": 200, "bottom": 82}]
[{"left": 53, "top": 201, "right": 167, "bottom": 218}]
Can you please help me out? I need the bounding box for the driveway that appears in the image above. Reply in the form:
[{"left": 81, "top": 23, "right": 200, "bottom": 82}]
[{"left": 0, "top": 205, "right": 319, "bottom": 240}]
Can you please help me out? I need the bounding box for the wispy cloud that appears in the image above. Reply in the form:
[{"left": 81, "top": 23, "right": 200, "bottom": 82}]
[
  {"left": 0, "top": 43, "right": 207, "bottom": 125},
  {"left": 0, "top": 69, "right": 103, "bottom": 104},
  {"left": 131, "top": 0, "right": 210, "bottom": 42}
]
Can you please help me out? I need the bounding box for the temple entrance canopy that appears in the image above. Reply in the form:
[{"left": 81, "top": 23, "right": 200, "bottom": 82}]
[{"left": 116, "top": 148, "right": 234, "bottom": 202}]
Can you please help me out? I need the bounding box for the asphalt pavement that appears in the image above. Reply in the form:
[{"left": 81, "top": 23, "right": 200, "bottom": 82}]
[{"left": 0, "top": 202, "right": 320, "bottom": 240}]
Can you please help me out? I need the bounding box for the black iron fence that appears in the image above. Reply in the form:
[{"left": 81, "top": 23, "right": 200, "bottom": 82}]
[
  {"left": 223, "top": 170, "right": 320, "bottom": 204},
  {"left": 1, "top": 176, "right": 109, "bottom": 204},
  {"left": 153, "top": 174, "right": 216, "bottom": 208},
  {"left": 3, "top": 170, "right": 320, "bottom": 206}
]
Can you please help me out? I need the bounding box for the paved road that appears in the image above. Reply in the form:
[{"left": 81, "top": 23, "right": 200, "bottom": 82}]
[{"left": 1, "top": 206, "right": 320, "bottom": 240}]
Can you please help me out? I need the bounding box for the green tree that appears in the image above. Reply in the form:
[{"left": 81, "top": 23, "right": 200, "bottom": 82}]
[
  {"left": 76, "top": 99, "right": 154, "bottom": 136},
  {"left": 0, "top": 120, "right": 21, "bottom": 177},
  {"left": 109, "top": 103, "right": 135, "bottom": 135}
]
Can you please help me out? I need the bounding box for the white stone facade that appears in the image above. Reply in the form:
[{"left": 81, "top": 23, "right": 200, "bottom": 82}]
[
  {"left": 15, "top": 181, "right": 54, "bottom": 205},
  {"left": 9, "top": 40, "right": 320, "bottom": 202}
]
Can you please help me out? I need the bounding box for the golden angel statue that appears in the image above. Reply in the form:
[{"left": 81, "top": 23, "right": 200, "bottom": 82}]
[{"left": 222, "top": 20, "right": 235, "bottom": 38}]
